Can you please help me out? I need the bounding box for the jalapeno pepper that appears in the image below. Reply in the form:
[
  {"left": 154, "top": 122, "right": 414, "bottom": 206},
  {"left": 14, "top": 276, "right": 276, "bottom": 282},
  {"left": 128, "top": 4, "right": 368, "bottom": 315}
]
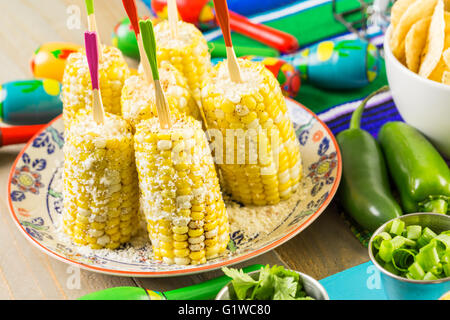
[
  {"left": 378, "top": 122, "right": 450, "bottom": 214},
  {"left": 337, "top": 86, "right": 402, "bottom": 232}
]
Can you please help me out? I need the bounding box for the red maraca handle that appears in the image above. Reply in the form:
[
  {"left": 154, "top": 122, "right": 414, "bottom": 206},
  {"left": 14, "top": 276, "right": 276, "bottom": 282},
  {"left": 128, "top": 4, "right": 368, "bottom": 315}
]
[
  {"left": 228, "top": 11, "right": 299, "bottom": 54},
  {"left": 0, "top": 125, "right": 45, "bottom": 147}
]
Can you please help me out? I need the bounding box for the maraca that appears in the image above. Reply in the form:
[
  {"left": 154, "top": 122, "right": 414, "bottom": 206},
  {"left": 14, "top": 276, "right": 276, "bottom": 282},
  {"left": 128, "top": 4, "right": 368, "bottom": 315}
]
[
  {"left": 30, "top": 42, "right": 81, "bottom": 82},
  {"left": 212, "top": 39, "right": 380, "bottom": 97},
  {"left": 0, "top": 79, "right": 62, "bottom": 125},
  {"left": 150, "top": 0, "right": 299, "bottom": 53},
  {"left": 282, "top": 38, "right": 381, "bottom": 90}
]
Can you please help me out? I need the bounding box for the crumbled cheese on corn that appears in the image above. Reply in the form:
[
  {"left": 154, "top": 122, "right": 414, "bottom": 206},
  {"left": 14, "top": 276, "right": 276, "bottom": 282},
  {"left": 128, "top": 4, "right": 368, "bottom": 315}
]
[{"left": 202, "top": 60, "right": 264, "bottom": 103}]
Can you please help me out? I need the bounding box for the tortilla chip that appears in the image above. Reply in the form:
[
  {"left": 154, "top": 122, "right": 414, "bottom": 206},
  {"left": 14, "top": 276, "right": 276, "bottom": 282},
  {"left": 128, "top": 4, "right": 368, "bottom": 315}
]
[
  {"left": 441, "top": 70, "right": 450, "bottom": 84},
  {"left": 428, "top": 59, "right": 448, "bottom": 81},
  {"left": 443, "top": 47, "right": 450, "bottom": 68},
  {"left": 419, "top": 0, "right": 445, "bottom": 78},
  {"left": 391, "top": 0, "right": 438, "bottom": 62},
  {"left": 444, "top": 0, "right": 450, "bottom": 10},
  {"left": 390, "top": 0, "right": 418, "bottom": 29},
  {"left": 405, "top": 17, "right": 431, "bottom": 73}
]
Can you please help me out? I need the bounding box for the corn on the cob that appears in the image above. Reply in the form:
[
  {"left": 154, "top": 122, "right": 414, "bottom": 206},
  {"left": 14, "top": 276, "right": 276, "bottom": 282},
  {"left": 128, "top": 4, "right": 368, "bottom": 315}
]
[
  {"left": 134, "top": 116, "right": 229, "bottom": 265},
  {"left": 201, "top": 59, "right": 302, "bottom": 206},
  {"left": 153, "top": 20, "right": 211, "bottom": 103},
  {"left": 121, "top": 61, "right": 199, "bottom": 130},
  {"left": 62, "top": 46, "right": 130, "bottom": 127},
  {"left": 62, "top": 113, "right": 139, "bottom": 249}
]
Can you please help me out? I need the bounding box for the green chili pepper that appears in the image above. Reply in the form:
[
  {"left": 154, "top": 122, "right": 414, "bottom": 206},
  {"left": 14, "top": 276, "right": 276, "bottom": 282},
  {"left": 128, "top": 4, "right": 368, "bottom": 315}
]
[
  {"left": 337, "top": 86, "right": 402, "bottom": 232},
  {"left": 378, "top": 122, "right": 450, "bottom": 214}
]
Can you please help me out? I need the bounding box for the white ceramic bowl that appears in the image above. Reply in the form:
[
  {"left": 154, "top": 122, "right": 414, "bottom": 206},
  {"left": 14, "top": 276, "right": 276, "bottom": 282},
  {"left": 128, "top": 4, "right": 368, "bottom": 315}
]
[{"left": 384, "top": 26, "right": 450, "bottom": 159}]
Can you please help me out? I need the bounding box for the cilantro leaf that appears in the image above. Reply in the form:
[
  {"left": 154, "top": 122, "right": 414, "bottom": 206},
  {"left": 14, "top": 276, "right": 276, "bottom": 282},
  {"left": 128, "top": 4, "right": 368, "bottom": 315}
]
[
  {"left": 251, "top": 265, "right": 274, "bottom": 300},
  {"left": 272, "top": 275, "right": 298, "bottom": 300},
  {"left": 222, "top": 267, "right": 258, "bottom": 300}
]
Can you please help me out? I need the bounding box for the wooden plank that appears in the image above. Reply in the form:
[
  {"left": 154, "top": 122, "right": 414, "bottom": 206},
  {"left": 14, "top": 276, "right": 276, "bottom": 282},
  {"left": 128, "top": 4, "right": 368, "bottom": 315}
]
[{"left": 273, "top": 203, "right": 369, "bottom": 280}]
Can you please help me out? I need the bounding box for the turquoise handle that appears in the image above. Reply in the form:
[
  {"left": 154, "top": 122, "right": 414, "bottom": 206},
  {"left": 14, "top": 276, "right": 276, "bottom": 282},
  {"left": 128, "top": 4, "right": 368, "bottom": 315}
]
[{"left": 164, "top": 264, "right": 264, "bottom": 300}]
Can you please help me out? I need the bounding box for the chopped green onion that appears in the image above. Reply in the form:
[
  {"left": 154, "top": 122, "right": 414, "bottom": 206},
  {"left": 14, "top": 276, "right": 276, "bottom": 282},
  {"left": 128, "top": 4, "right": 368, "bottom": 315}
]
[
  {"left": 431, "top": 234, "right": 450, "bottom": 256},
  {"left": 372, "top": 232, "right": 392, "bottom": 250},
  {"left": 392, "top": 248, "right": 416, "bottom": 272},
  {"left": 379, "top": 236, "right": 405, "bottom": 263},
  {"left": 406, "top": 225, "right": 422, "bottom": 240},
  {"left": 418, "top": 227, "right": 438, "bottom": 248},
  {"left": 416, "top": 242, "right": 440, "bottom": 272},
  {"left": 405, "top": 272, "right": 415, "bottom": 280},
  {"left": 383, "top": 261, "right": 400, "bottom": 275},
  {"left": 397, "top": 236, "right": 416, "bottom": 247},
  {"left": 408, "top": 262, "right": 425, "bottom": 280},
  {"left": 391, "top": 236, "right": 407, "bottom": 248},
  {"left": 442, "top": 252, "right": 450, "bottom": 264},
  {"left": 423, "top": 272, "right": 438, "bottom": 281},
  {"left": 429, "top": 263, "right": 443, "bottom": 277},
  {"left": 372, "top": 223, "right": 450, "bottom": 281},
  {"left": 390, "top": 219, "right": 405, "bottom": 236},
  {"left": 443, "top": 263, "right": 450, "bottom": 277},
  {"left": 379, "top": 240, "right": 394, "bottom": 263}
]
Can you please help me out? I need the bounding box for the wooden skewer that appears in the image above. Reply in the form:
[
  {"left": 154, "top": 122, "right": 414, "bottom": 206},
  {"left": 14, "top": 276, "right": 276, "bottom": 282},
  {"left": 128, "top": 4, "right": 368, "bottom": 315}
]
[
  {"left": 85, "top": 31, "right": 105, "bottom": 125},
  {"left": 85, "top": 0, "right": 103, "bottom": 61},
  {"left": 122, "top": 0, "right": 153, "bottom": 84},
  {"left": 140, "top": 19, "right": 172, "bottom": 129},
  {"left": 212, "top": 0, "right": 242, "bottom": 83},
  {"left": 167, "top": 0, "right": 179, "bottom": 39}
]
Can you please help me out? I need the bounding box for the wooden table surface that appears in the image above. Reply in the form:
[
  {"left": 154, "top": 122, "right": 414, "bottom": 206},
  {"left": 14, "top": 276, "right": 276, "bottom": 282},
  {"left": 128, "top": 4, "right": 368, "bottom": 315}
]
[{"left": 0, "top": 0, "right": 368, "bottom": 300}]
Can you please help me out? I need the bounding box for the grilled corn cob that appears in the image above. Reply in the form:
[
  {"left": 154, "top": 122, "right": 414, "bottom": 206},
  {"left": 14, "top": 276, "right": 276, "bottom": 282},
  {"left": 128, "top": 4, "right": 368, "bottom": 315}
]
[
  {"left": 153, "top": 20, "right": 211, "bottom": 103},
  {"left": 201, "top": 59, "right": 302, "bottom": 206},
  {"left": 134, "top": 116, "right": 229, "bottom": 265},
  {"left": 62, "top": 46, "right": 130, "bottom": 127},
  {"left": 121, "top": 61, "right": 199, "bottom": 130},
  {"left": 62, "top": 113, "right": 139, "bottom": 249}
]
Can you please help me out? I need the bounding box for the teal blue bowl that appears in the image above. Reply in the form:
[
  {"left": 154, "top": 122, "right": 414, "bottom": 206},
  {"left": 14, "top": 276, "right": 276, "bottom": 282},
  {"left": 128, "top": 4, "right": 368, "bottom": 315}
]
[{"left": 368, "top": 213, "right": 450, "bottom": 300}]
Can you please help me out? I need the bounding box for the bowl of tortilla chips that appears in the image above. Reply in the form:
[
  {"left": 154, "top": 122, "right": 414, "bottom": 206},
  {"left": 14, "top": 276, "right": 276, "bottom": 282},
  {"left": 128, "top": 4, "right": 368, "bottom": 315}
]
[{"left": 385, "top": 0, "right": 450, "bottom": 158}]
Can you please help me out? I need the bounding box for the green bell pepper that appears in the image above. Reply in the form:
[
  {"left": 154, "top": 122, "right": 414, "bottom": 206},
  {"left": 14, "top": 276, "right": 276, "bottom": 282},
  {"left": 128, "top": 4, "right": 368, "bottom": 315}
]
[
  {"left": 337, "top": 86, "right": 402, "bottom": 232},
  {"left": 378, "top": 122, "right": 450, "bottom": 214}
]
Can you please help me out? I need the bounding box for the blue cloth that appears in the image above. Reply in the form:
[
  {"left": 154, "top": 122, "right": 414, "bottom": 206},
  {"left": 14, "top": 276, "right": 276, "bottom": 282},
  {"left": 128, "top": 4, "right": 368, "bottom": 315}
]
[{"left": 319, "top": 262, "right": 388, "bottom": 300}]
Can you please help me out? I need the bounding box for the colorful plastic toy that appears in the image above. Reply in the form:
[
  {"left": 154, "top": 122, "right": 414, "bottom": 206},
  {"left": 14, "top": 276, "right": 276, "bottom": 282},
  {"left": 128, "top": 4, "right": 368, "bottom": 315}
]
[
  {"left": 30, "top": 42, "right": 81, "bottom": 82},
  {"left": 150, "top": 0, "right": 299, "bottom": 53},
  {"left": 282, "top": 38, "right": 380, "bottom": 90},
  {"left": 0, "top": 79, "right": 63, "bottom": 125}
]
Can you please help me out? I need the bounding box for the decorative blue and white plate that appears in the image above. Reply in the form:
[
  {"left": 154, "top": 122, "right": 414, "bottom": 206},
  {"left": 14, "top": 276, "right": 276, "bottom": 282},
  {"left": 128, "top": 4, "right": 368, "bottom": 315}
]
[{"left": 7, "top": 98, "right": 341, "bottom": 277}]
